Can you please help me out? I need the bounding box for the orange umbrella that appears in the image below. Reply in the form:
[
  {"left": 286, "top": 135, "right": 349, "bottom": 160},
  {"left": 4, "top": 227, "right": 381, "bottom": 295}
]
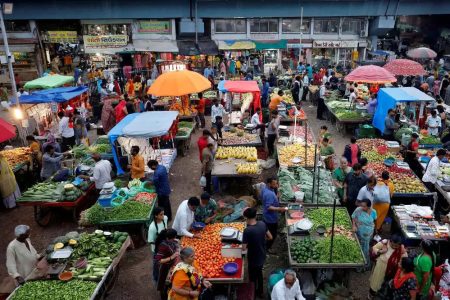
[{"left": 147, "top": 70, "right": 211, "bottom": 97}]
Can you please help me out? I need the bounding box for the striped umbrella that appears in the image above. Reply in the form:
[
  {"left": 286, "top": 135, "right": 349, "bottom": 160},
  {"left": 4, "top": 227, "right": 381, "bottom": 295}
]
[
  {"left": 383, "top": 59, "right": 426, "bottom": 76},
  {"left": 406, "top": 47, "right": 437, "bottom": 59}
]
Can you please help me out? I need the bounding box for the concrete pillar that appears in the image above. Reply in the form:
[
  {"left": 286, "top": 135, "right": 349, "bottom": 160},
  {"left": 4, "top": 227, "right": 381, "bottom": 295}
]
[{"left": 370, "top": 35, "right": 378, "bottom": 51}]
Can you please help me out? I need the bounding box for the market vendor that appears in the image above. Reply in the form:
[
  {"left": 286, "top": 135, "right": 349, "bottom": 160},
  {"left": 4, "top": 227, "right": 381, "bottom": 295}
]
[
  {"left": 422, "top": 148, "right": 447, "bottom": 192},
  {"left": 269, "top": 90, "right": 286, "bottom": 112},
  {"left": 148, "top": 160, "right": 172, "bottom": 221},
  {"left": 172, "top": 197, "right": 201, "bottom": 238},
  {"left": 367, "top": 93, "right": 378, "bottom": 116},
  {"left": 26, "top": 135, "right": 42, "bottom": 168},
  {"left": 6, "top": 225, "right": 40, "bottom": 285},
  {"left": 79, "top": 153, "right": 112, "bottom": 191},
  {"left": 383, "top": 109, "right": 399, "bottom": 141},
  {"left": 0, "top": 153, "right": 20, "bottom": 209},
  {"left": 262, "top": 177, "right": 287, "bottom": 250},
  {"left": 404, "top": 133, "right": 422, "bottom": 176},
  {"left": 426, "top": 109, "right": 441, "bottom": 137},
  {"left": 194, "top": 192, "right": 217, "bottom": 224},
  {"left": 320, "top": 137, "right": 335, "bottom": 157},
  {"left": 251, "top": 107, "right": 265, "bottom": 136},
  {"left": 40, "top": 145, "right": 67, "bottom": 180},
  {"left": 128, "top": 146, "right": 145, "bottom": 180},
  {"left": 333, "top": 157, "right": 353, "bottom": 201},
  {"left": 239, "top": 109, "right": 251, "bottom": 127},
  {"left": 57, "top": 111, "right": 75, "bottom": 152}
]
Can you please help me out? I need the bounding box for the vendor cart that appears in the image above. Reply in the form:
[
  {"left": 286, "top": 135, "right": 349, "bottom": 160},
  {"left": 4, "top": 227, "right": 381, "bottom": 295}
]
[
  {"left": 16, "top": 183, "right": 96, "bottom": 227},
  {"left": 174, "top": 125, "right": 194, "bottom": 156},
  {"left": 325, "top": 103, "right": 372, "bottom": 133},
  {"left": 7, "top": 236, "right": 132, "bottom": 300}
]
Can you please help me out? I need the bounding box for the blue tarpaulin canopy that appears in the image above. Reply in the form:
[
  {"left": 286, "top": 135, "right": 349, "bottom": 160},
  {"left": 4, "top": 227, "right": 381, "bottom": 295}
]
[
  {"left": 373, "top": 87, "right": 434, "bottom": 133},
  {"left": 108, "top": 111, "right": 179, "bottom": 174},
  {"left": 12, "top": 86, "right": 88, "bottom": 104}
]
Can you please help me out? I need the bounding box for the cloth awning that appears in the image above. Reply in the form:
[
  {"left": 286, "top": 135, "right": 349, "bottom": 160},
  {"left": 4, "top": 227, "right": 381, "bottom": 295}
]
[
  {"left": 218, "top": 80, "right": 261, "bottom": 111},
  {"left": 217, "top": 40, "right": 255, "bottom": 50},
  {"left": 177, "top": 41, "right": 199, "bottom": 56},
  {"left": 0, "top": 44, "right": 35, "bottom": 53},
  {"left": 133, "top": 40, "right": 178, "bottom": 52},
  {"left": 24, "top": 74, "right": 74, "bottom": 90},
  {"left": 197, "top": 40, "right": 218, "bottom": 55},
  {"left": 373, "top": 87, "right": 434, "bottom": 133},
  {"left": 254, "top": 40, "right": 287, "bottom": 50},
  {"left": 13, "top": 86, "right": 88, "bottom": 104},
  {"left": 108, "top": 111, "right": 179, "bottom": 174}
]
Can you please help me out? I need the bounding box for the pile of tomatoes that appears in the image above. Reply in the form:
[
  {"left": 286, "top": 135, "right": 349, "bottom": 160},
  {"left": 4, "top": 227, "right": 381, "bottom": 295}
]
[{"left": 181, "top": 222, "right": 245, "bottom": 278}]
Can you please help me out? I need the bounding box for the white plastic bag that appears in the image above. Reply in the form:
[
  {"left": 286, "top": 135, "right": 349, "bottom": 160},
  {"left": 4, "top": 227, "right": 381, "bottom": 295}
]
[{"left": 199, "top": 176, "right": 206, "bottom": 187}]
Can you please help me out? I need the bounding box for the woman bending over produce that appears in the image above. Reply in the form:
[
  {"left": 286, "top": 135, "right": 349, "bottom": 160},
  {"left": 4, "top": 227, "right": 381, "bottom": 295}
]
[
  {"left": 352, "top": 199, "right": 377, "bottom": 269},
  {"left": 168, "top": 247, "right": 212, "bottom": 300},
  {"left": 368, "top": 234, "right": 407, "bottom": 298}
]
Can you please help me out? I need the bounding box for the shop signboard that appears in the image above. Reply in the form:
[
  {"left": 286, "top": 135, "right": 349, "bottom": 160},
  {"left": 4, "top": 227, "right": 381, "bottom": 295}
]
[
  {"left": 313, "top": 40, "right": 358, "bottom": 48},
  {"left": 47, "top": 31, "right": 78, "bottom": 43},
  {"left": 138, "top": 20, "right": 171, "bottom": 34},
  {"left": 83, "top": 35, "right": 128, "bottom": 49}
]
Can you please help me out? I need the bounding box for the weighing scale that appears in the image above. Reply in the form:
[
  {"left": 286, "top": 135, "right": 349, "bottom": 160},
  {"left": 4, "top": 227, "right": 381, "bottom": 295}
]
[
  {"left": 220, "top": 227, "right": 243, "bottom": 244},
  {"left": 288, "top": 218, "right": 312, "bottom": 236}
]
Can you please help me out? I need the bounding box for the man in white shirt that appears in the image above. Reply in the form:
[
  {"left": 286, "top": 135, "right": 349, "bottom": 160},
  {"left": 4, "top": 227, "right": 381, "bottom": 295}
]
[
  {"left": 251, "top": 107, "right": 265, "bottom": 136},
  {"left": 422, "top": 149, "right": 447, "bottom": 190},
  {"left": 302, "top": 74, "right": 309, "bottom": 101},
  {"left": 211, "top": 99, "right": 226, "bottom": 125},
  {"left": 80, "top": 153, "right": 112, "bottom": 191},
  {"left": 357, "top": 176, "right": 377, "bottom": 204},
  {"left": 58, "top": 111, "right": 75, "bottom": 151},
  {"left": 271, "top": 269, "right": 305, "bottom": 300},
  {"left": 172, "top": 197, "right": 201, "bottom": 238},
  {"left": 426, "top": 110, "right": 441, "bottom": 136},
  {"left": 348, "top": 88, "right": 357, "bottom": 107}
]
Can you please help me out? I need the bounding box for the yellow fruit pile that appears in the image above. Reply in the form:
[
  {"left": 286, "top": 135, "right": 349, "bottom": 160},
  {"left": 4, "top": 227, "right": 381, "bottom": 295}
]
[
  {"left": 236, "top": 163, "right": 259, "bottom": 174},
  {"left": 279, "top": 144, "right": 316, "bottom": 167},
  {"left": 0, "top": 147, "right": 31, "bottom": 168},
  {"left": 215, "top": 146, "right": 257, "bottom": 162}
]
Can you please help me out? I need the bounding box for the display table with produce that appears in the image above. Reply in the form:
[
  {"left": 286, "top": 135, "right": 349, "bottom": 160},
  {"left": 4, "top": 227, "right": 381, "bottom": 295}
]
[
  {"left": 286, "top": 207, "right": 365, "bottom": 268},
  {"left": 278, "top": 167, "right": 338, "bottom": 205},
  {"left": 79, "top": 180, "right": 157, "bottom": 242},
  {"left": 16, "top": 180, "right": 96, "bottom": 226},
  {"left": 219, "top": 130, "right": 262, "bottom": 148},
  {"left": 0, "top": 147, "right": 32, "bottom": 172},
  {"left": 7, "top": 230, "right": 132, "bottom": 300},
  {"left": 212, "top": 147, "right": 259, "bottom": 177},
  {"left": 280, "top": 109, "right": 308, "bottom": 125},
  {"left": 391, "top": 205, "right": 449, "bottom": 245},
  {"left": 277, "top": 143, "right": 317, "bottom": 169},
  {"left": 277, "top": 125, "right": 314, "bottom": 145},
  {"left": 174, "top": 121, "right": 194, "bottom": 156},
  {"left": 326, "top": 102, "right": 372, "bottom": 133}
]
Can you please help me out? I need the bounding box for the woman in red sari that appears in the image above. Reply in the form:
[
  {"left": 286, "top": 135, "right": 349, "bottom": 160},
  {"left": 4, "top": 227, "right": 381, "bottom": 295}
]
[{"left": 114, "top": 97, "right": 128, "bottom": 123}]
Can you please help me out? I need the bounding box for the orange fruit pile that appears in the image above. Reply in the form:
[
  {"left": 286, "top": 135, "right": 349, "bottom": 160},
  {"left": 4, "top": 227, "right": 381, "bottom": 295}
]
[{"left": 181, "top": 222, "right": 245, "bottom": 278}]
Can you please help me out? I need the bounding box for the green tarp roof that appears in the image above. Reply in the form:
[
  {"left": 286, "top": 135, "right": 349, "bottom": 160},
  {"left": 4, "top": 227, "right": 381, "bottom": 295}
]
[{"left": 24, "top": 74, "right": 74, "bottom": 90}]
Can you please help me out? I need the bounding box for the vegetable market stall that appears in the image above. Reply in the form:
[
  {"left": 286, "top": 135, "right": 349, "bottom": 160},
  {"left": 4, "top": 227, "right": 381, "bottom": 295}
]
[
  {"left": 286, "top": 207, "right": 365, "bottom": 268},
  {"left": 218, "top": 80, "right": 261, "bottom": 114},
  {"left": 219, "top": 129, "right": 262, "bottom": 147},
  {"left": 7, "top": 230, "right": 132, "bottom": 300},
  {"left": 16, "top": 180, "right": 96, "bottom": 227},
  {"left": 108, "top": 111, "right": 179, "bottom": 175},
  {"left": 0, "top": 147, "right": 31, "bottom": 172},
  {"left": 325, "top": 101, "right": 372, "bottom": 133},
  {"left": 174, "top": 121, "right": 194, "bottom": 156},
  {"left": 277, "top": 143, "right": 317, "bottom": 169}
]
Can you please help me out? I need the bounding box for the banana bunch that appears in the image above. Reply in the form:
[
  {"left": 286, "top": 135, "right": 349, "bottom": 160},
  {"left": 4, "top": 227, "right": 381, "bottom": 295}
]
[
  {"left": 215, "top": 146, "right": 257, "bottom": 162},
  {"left": 236, "top": 163, "right": 259, "bottom": 174}
]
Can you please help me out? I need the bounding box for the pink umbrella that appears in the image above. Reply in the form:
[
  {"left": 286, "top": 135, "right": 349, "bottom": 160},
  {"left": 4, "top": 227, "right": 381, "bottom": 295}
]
[
  {"left": 344, "top": 65, "right": 397, "bottom": 84},
  {"left": 406, "top": 47, "right": 437, "bottom": 59},
  {"left": 383, "top": 59, "right": 426, "bottom": 76}
]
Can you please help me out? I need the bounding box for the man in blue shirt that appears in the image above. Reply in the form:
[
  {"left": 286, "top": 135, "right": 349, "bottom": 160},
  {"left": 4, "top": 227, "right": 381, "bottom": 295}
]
[
  {"left": 297, "top": 62, "right": 305, "bottom": 74},
  {"left": 203, "top": 65, "right": 213, "bottom": 78},
  {"left": 306, "top": 63, "right": 313, "bottom": 79},
  {"left": 262, "top": 177, "right": 287, "bottom": 250},
  {"left": 148, "top": 160, "right": 172, "bottom": 221},
  {"left": 261, "top": 78, "right": 270, "bottom": 108}
]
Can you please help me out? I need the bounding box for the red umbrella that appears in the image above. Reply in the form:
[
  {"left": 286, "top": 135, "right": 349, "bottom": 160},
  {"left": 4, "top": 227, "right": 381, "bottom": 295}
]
[
  {"left": 406, "top": 47, "right": 437, "bottom": 59},
  {"left": 0, "top": 118, "right": 17, "bottom": 143},
  {"left": 383, "top": 59, "right": 426, "bottom": 76},
  {"left": 344, "top": 65, "right": 397, "bottom": 84}
]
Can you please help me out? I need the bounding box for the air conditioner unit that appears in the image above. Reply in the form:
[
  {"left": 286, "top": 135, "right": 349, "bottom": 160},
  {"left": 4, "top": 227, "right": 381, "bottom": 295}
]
[{"left": 360, "top": 30, "right": 366, "bottom": 37}]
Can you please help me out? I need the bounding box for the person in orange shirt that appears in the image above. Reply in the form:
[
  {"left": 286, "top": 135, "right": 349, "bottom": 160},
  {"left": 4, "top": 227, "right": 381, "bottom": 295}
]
[
  {"left": 128, "top": 146, "right": 145, "bottom": 180},
  {"left": 269, "top": 90, "right": 286, "bottom": 112},
  {"left": 168, "top": 247, "right": 212, "bottom": 300},
  {"left": 196, "top": 92, "right": 206, "bottom": 128}
]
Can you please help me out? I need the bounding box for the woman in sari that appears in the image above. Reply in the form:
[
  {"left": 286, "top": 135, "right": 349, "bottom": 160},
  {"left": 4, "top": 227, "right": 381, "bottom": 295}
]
[
  {"left": 372, "top": 171, "right": 394, "bottom": 232},
  {"left": 414, "top": 240, "right": 436, "bottom": 299},
  {"left": 0, "top": 153, "right": 21, "bottom": 208},
  {"left": 114, "top": 97, "right": 128, "bottom": 124},
  {"left": 333, "top": 157, "right": 352, "bottom": 201},
  {"left": 168, "top": 247, "right": 212, "bottom": 300},
  {"left": 343, "top": 136, "right": 361, "bottom": 167},
  {"left": 393, "top": 257, "right": 418, "bottom": 300},
  {"left": 352, "top": 199, "right": 377, "bottom": 269},
  {"left": 368, "top": 234, "right": 407, "bottom": 298},
  {"left": 154, "top": 229, "right": 179, "bottom": 300}
]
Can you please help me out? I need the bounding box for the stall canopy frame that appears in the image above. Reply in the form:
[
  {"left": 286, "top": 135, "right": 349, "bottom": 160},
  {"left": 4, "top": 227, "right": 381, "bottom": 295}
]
[
  {"left": 373, "top": 87, "right": 434, "bottom": 133},
  {"left": 108, "top": 111, "right": 179, "bottom": 175},
  {"left": 218, "top": 80, "right": 261, "bottom": 111},
  {"left": 13, "top": 86, "right": 88, "bottom": 104}
]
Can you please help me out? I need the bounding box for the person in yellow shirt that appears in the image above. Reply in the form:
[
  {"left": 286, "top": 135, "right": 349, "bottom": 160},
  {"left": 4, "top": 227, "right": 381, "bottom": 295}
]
[
  {"left": 269, "top": 90, "right": 286, "bottom": 112},
  {"left": 26, "top": 135, "right": 42, "bottom": 169},
  {"left": 128, "top": 146, "right": 145, "bottom": 180}
]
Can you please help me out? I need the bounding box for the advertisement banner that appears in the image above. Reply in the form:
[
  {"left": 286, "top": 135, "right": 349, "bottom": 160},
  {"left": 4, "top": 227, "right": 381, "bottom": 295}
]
[
  {"left": 83, "top": 35, "right": 128, "bottom": 48},
  {"left": 47, "top": 31, "right": 78, "bottom": 43},
  {"left": 313, "top": 40, "right": 359, "bottom": 48},
  {"left": 138, "top": 20, "right": 171, "bottom": 33}
]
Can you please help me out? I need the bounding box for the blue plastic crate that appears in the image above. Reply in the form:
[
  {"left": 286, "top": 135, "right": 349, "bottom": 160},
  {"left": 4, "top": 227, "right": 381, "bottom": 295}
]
[{"left": 98, "top": 190, "right": 118, "bottom": 208}]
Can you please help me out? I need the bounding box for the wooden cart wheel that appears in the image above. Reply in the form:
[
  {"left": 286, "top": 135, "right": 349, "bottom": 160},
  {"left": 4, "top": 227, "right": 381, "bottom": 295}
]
[{"left": 34, "top": 206, "right": 53, "bottom": 227}]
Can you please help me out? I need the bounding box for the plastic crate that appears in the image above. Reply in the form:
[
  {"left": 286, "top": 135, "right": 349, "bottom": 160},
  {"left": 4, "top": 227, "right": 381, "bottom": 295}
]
[{"left": 358, "top": 124, "right": 376, "bottom": 138}]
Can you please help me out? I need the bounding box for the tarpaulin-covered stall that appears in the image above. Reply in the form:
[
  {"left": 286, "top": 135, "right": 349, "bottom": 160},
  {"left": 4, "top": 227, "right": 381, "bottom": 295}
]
[
  {"left": 23, "top": 74, "right": 74, "bottom": 90},
  {"left": 108, "top": 111, "right": 179, "bottom": 175},
  {"left": 373, "top": 87, "right": 434, "bottom": 133},
  {"left": 218, "top": 80, "right": 261, "bottom": 112},
  {"left": 13, "top": 86, "right": 88, "bottom": 104}
]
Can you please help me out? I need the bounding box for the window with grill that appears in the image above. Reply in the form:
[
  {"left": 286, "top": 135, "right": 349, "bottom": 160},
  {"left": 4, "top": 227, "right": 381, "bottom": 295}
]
[
  {"left": 250, "top": 19, "right": 278, "bottom": 33},
  {"left": 282, "top": 19, "right": 311, "bottom": 33},
  {"left": 341, "top": 19, "right": 365, "bottom": 34},
  {"left": 313, "top": 18, "right": 339, "bottom": 33},
  {"left": 214, "top": 19, "right": 246, "bottom": 33}
]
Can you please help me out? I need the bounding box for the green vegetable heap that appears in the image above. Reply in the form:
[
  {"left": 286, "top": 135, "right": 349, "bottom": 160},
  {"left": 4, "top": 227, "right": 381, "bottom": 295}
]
[
  {"left": 315, "top": 235, "right": 364, "bottom": 264},
  {"left": 83, "top": 200, "right": 152, "bottom": 225},
  {"left": 10, "top": 280, "right": 97, "bottom": 300},
  {"left": 71, "top": 231, "right": 127, "bottom": 260},
  {"left": 305, "top": 208, "right": 352, "bottom": 231},
  {"left": 291, "top": 238, "right": 319, "bottom": 263}
]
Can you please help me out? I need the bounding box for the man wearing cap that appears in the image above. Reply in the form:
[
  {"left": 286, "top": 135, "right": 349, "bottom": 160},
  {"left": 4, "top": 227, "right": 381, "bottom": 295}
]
[{"left": 6, "top": 225, "right": 40, "bottom": 285}]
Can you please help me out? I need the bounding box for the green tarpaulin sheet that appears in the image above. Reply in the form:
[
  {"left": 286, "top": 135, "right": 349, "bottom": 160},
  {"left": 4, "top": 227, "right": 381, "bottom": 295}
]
[{"left": 24, "top": 75, "right": 74, "bottom": 89}]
